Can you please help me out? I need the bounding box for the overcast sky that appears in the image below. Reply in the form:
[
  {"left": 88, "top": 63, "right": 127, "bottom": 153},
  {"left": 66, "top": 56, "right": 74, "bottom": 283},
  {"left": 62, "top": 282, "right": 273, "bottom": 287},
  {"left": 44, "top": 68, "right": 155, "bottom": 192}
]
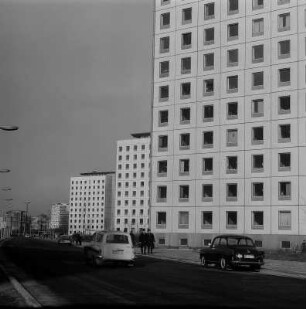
[{"left": 0, "top": 0, "right": 153, "bottom": 216}]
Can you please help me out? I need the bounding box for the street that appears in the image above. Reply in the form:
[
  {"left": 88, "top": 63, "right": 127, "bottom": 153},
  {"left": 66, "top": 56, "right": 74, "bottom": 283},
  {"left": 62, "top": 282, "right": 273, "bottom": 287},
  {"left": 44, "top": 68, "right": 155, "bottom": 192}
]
[{"left": 0, "top": 238, "right": 306, "bottom": 308}]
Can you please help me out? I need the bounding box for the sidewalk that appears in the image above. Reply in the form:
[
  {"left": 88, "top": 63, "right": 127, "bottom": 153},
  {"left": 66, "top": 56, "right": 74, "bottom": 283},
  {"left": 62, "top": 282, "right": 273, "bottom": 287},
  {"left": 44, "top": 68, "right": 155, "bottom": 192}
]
[{"left": 135, "top": 247, "right": 306, "bottom": 280}]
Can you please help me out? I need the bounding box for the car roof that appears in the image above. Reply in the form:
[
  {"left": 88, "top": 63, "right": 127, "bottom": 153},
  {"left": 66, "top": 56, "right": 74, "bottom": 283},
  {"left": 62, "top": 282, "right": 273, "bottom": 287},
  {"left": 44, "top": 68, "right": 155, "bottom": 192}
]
[
  {"left": 95, "top": 230, "right": 130, "bottom": 236},
  {"left": 214, "top": 234, "right": 252, "bottom": 239}
]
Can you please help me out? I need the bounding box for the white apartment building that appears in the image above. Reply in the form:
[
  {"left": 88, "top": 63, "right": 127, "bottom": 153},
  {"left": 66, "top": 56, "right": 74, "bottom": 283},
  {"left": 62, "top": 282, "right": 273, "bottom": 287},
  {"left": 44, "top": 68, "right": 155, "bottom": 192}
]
[
  {"left": 68, "top": 171, "right": 115, "bottom": 235},
  {"left": 50, "top": 203, "right": 69, "bottom": 232},
  {"left": 151, "top": 0, "right": 306, "bottom": 249},
  {"left": 114, "top": 133, "right": 151, "bottom": 233}
]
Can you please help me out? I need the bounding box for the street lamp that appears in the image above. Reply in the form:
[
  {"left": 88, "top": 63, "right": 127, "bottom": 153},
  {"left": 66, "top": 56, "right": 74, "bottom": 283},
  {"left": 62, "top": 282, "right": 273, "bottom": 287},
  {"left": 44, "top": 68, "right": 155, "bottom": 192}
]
[
  {"left": 24, "top": 201, "right": 31, "bottom": 236},
  {"left": 1, "top": 187, "right": 11, "bottom": 191},
  {"left": 0, "top": 169, "right": 10, "bottom": 173},
  {"left": 0, "top": 126, "right": 19, "bottom": 131}
]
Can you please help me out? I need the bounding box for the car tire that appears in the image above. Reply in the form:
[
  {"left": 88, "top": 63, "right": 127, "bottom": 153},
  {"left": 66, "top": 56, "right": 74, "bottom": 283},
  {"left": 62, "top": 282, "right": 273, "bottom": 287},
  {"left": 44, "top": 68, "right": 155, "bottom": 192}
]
[
  {"left": 220, "top": 257, "right": 228, "bottom": 270},
  {"left": 201, "top": 256, "right": 207, "bottom": 268}
]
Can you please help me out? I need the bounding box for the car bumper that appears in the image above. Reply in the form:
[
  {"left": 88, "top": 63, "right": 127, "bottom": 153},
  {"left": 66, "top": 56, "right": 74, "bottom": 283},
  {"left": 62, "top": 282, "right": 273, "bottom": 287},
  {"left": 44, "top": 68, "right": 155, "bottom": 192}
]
[{"left": 231, "top": 260, "right": 264, "bottom": 266}]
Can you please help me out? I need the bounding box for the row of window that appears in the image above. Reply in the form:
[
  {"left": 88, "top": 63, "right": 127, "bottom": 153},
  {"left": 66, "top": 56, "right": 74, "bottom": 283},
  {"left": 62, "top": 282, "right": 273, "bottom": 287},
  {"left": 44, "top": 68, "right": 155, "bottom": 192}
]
[
  {"left": 118, "top": 154, "right": 147, "bottom": 161},
  {"left": 156, "top": 209, "right": 293, "bottom": 230},
  {"left": 117, "top": 190, "right": 146, "bottom": 197},
  {"left": 117, "top": 172, "right": 147, "bottom": 179},
  {"left": 117, "top": 200, "right": 147, "bottom": 206},
  {"left": 70, "top": 202, "right": 104, "bottom": 207},
  {"left": 118, "top": 145, "right": 147, "bottom": 152},
  {"left": 157, "top": 123, "right": 293, "bottom": 151},
  {"left": 157, "top": 152, "right": 291, "bottom": 176},
  {"left": 71, "top": 191, "right": 104, "bottom": 195},
  {"left": 159, "top": 40, "right": 293, "bottom": 75},
  {"left": 160, "top": 1, "right": 296, "bottom": 31},
  {"left": 116, "top": 218, "right": 148, "bottom": 225},
  {"left": 118, "top": 181, "right": 146, "bottom": 188},
  {"left": 71, "top": 180, "right": 104, "bottom": 185},
  {"left": 117, "top": 209, "right": 147, "bottom": 215},
  {"left": 156, "top": 181, "right": 292, "bottom": 202},
  {"left": 70, "top": 208, "right": 103, "bottom": 213},
  {"left": 69, "top": 225, "right": 103, "bottom": 230},
  {"left": 157, "top": 96, "right": 292, "bottom": 127},
  {"left": 157, "top": 67, "right": 295, "bottom": 103},
  {"left": 117, "top": 163, "right": 148, "bottom": 170}
]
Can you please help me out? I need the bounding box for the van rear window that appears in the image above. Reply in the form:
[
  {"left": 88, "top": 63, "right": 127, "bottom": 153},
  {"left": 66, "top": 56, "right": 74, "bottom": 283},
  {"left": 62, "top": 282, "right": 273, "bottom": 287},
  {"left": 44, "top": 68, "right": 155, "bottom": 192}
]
[{"left": 106, "top": 234, "right": 129, "bottom": 244}]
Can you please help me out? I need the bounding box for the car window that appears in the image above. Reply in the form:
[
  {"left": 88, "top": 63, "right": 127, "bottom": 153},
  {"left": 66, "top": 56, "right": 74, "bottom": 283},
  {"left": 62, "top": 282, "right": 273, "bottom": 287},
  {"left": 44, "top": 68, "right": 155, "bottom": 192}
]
[
  {"left": 212, "top": 237, "right": 220, "bottom": 247},
  {"left": 96, "top": 234, "right": 104, "bottom": 243},
  {"left": 106, "top": 234, "right": 129, "bottom": 244},
  {"left": 227, "top": 238, "right": 239, "bottom": 246},
  {"left": 238, "top": 238, "right": 254, "bottom": 247},
  {"left": 220, "top": 237, "right": 227, "bottom": 245}
]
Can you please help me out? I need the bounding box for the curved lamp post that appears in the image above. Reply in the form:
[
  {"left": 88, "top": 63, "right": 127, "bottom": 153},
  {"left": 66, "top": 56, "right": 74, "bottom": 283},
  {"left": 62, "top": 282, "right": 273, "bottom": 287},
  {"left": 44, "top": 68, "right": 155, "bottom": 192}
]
[
  {"left": 0, "top": 126, "right": 19, "bottom": 131},
  {"left": 0, "top": 169, "right": 10, "bottom": 173},
  {"left": 1, "top": 187, "right": 11, "bottom": 191}
]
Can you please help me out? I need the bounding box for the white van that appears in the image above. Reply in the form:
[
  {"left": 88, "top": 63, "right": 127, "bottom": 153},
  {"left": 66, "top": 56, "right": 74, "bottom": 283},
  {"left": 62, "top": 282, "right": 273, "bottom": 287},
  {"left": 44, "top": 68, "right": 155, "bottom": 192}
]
[{"left": 84, "top": 231, "right": 135, "bottom": 267}]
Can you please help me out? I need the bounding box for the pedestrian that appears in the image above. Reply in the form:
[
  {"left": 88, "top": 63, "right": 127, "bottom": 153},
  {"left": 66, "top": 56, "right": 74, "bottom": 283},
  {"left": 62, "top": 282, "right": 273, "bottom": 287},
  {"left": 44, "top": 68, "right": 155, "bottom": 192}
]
[
  {"left": 146, "top": 229, "right": 155, "bottom": 254},
  {"left": 139, "top": 229, "right": 147, "bottom": 254},
  {"left": 130, "top": 230, "right": 136, "bottom": 247},
  {"left": 72, "top": 231, "right": 77, "bottom": 245},
  {"left": 76, "top": 232, "right": 82, "bottom": 246},
  {"left": 302, "top": 240, "right": 306, "bottom": 253}
]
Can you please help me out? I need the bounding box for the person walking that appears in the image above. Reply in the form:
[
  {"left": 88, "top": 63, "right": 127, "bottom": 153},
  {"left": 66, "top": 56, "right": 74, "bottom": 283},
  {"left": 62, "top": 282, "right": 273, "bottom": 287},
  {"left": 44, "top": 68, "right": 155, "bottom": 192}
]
[
  {"left": 130, "top": 230, "right": 136, "bottom": 247},
  {"left": 146, "top": 229, "right": 155, "bottom": 254},
  {"left": 139, "top": 229, "right": 147, "bottom": 254}
]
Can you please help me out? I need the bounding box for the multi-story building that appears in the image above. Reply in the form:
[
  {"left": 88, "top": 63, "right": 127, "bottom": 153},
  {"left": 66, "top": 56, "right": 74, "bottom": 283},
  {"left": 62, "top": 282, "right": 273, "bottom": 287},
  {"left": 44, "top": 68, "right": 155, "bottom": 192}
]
[
  {"left": 50, "top": 203, "right": 69, "bottom": 234},
  {"left": 68, "top": 171, "right": 115, "bottom": 235},
  {"left": 114, "top": 133, "right": 151, "bottom": 233},
  {"left": 151, "top": 0, "right": 306, "bottom": 249}
]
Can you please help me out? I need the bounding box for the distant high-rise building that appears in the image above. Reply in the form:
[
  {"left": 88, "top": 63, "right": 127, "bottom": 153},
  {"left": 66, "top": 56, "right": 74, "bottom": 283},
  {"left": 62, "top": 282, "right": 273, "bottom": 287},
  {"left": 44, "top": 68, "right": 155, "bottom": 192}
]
[
  {"left": 68, "top": 171, "right": 115, "bottom": 235},
  {"left": 50, "top": 203, "right": 69, "bottom": 234},
  {"left": 151, "top": 0, "right": 306, "bottom": 249},
  {"left": 114, "top": 133, "right": 151, "bottom": 233}
]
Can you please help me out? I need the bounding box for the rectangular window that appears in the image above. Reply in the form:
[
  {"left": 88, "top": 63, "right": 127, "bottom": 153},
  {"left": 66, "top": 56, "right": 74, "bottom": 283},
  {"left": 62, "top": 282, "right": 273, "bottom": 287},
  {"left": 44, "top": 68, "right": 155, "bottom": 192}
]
[
  {"left": 279, "top": 68, "right": 291, "bottom": 86},
  {"left": 203, "top": 157, "right": 213, "bottom": 175},
  {"left": 159, "top": 61, "right": 169, "bottom": 78},
  {"left": 227, "top": 49, "right": 238, "bottom": 67},
  {"left": 226, "top": 156, "right": 238, "bottom": 174},
  {"left": 160, "top": 36, "right": 170, "bottom": 53},
  {"left": 228, "top": 23, "right": 239, "bottom": 40},
  {"left": 252, "top": 182, "right": 264, "bottom": 200},
  {"left": 227, "top": 184, "right": 238, "bottom": 201},
  {"left": 180, "top": 133, "right": 190, "bottom": 149},
  {"left": 181, "top": 57, "right": 191, "bottom": 74},
  {"left": 157, "top": 160, "right": 167, "bottom": 176},
  {"left": 278, "top": 40, "right": 290, "bottom": 59},
  {"left": 179, "top": 159, "right": 190, "bottom": 175},
  {"left": 252, "top": 154, "right": 264, "bottom": 172},
  {"left": 181, "top": 32, "right": 192, "bottom": 49},
  {"left": 203, "top": 105, "right": 214, "bottom": 121},
  {"left": 278, "top": 13, "right": 290, "bottom": 32},
  {"left": 253, "top": 0, "right": 264, "bottom": 10},
  {"left": 281, "top": 240, "right": 291, "bottom": 249},
  {"left": 202, "top": 211, "right": 213, "bottom": 229},
  {"left": 279, "top": 182, "right": 291, "bottom": 200},
  {"left": 180, "top": 107, "right": 191, "bottom": 124},
  {"left": 278, "top": 124, "right": 291, "bottom": 142},
  {"left": 178, "top": 211, "right": 189, "bottom": 229},
  {"left": 181, "top": 82, "right": 191, "bottom": 99},
  {"left": 252, "top": 44, "right": 264, "bottom": 63},
  {"left": 158, "top": 135, "right": 168, "bottom": 151},
  {"left": 203, "top": 79, "right": 214, "bottom": 96},
  {"left": 182, "top": 7, "right": 192, "bottom": 24},
  {"left": 252, "top": 99, "right": 264, "bottom": 117},
  {"left": 228, "top": 0, "right": 239, "bottom": 14},
  {"left": 157, "top": 186, "right": 167, "bottom": 202},
  {"left": 227, "top": 102, "right": 238, "bottom": 119},
  {"left": 159, "top": 85, "right": 169, "bottom": 102},
  {"left": 278, "top": 0, "right": 290, "bottom": 4},
  {"left": 227, "top": 129, "right": 238, "bottom": 146},
  {"left": 179, "top": 185, "right": 189, "bottom": 201},
  {"left": 204, "top": 3, "right": 215, "bottom": 20},
  {"left": 252, "top": 18, "right": 264, "bottom": 36},
  {"left": 252, "top": 128, "right": 264, "bottom": 147},
  {"left": 226, "top": 211, "right": 237, "bottom": 229},
  {"left": 160, "top": 12, "right": 170, "bottom": 29},
  {"left": 227, "top": 75, "right": 238, "bottom": 93},
  {"left": 159, "top": 110, "right": 168, "bottom": 126},
  {"left": 252, "top": 71, "right": 264, "bottom": 89},
  {"left": 204, "top": 27, "right": 214, "bottom": 45},
  {"left": 252, "top": 211, "right": 264, "bottom": 229},
  {"left": 203, "top": 131, "right": 214, "bottom": 148},
  {"left": 202, "top": 184, "right": 213, "bottom": 201},
  {"left": 156, "top": 212, "right": 166, "bottom": 229},
  {"left": 203, "top": 53, "right": 214, "bottom": 70},
  {"left": 279, "top": 152, "right": 291, "bottom": 171},
  {"left": 279, "top": 96, "right": 290, "bottom": 114},
  {"left": 278, "top": 211, "right": 291, "bottom": 230}
]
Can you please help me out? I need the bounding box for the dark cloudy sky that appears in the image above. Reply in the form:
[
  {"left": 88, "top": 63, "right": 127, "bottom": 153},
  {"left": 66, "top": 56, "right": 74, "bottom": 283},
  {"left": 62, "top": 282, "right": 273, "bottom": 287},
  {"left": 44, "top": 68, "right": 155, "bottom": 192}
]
[{"left": 0, "top": 0, "right": 153, "bottom": 215}]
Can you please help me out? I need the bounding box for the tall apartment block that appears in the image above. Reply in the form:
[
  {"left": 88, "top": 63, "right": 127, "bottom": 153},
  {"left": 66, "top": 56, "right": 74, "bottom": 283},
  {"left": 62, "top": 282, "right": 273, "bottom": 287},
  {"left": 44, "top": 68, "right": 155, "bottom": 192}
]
[
  {"left": 151, "top": 0, "right": 306, "bottom": 249},
  {"left": 68, "top": 171, "right": 115, "bottom": 235},
  {"left": 50, "top": 203, "right": 69, "bottom": 233},
  {"left": 114, "top": 133, "right": 151, "bottom": 233}
]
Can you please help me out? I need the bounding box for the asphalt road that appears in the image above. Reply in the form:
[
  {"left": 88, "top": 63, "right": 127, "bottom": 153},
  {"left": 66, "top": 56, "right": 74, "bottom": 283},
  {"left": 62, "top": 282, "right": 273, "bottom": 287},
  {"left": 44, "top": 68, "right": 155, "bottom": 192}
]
[{"left": 0, "top": 237, "right": 306, "bottom": 308}]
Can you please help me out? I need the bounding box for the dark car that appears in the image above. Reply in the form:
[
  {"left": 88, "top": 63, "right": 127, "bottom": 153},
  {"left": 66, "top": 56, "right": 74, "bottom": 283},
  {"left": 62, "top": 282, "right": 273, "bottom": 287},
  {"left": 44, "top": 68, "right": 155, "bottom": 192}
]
[
  {"left": 57, "top": 235, "right": 72, "bottom": 245},
  {"left": 199, "top": 234, "right": 264, "bottom": 271}
]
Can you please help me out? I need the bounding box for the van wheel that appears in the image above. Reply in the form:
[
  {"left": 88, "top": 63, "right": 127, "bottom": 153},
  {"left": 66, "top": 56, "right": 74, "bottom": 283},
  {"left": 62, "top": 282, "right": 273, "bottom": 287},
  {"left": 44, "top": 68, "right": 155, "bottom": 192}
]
[
  {"left": 201, "top": 256, "right": 207, "bottom": 268},
  {"left": 220, "top": 257, "right": 227, "bottom": 270}
]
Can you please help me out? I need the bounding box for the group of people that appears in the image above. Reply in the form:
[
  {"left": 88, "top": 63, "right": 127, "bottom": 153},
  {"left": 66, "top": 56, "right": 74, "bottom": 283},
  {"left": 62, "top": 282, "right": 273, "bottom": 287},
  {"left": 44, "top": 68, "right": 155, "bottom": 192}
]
[
  {"left": 72, "top": 231, "right": 82, "bottom": 245},
  {"left": 130, "top": 229, "right": 155, "bottom": 254}
]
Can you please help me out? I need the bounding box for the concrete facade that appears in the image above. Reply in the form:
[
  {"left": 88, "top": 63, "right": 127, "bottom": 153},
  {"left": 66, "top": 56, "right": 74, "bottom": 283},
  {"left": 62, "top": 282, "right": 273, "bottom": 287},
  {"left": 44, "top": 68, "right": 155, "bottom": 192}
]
[
  {"left": 50, "top": 203, "right": 69, "bottom": 232},
  {"left": 151, "top": 0, "right": 306, "bottom": 250}
]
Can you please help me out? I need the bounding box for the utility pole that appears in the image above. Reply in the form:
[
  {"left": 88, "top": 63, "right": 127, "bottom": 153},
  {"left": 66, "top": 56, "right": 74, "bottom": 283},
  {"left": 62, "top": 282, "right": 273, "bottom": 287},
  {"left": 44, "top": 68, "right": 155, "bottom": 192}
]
[{"left": 24, "top": 201, "right": 31, "bottom": 236}]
